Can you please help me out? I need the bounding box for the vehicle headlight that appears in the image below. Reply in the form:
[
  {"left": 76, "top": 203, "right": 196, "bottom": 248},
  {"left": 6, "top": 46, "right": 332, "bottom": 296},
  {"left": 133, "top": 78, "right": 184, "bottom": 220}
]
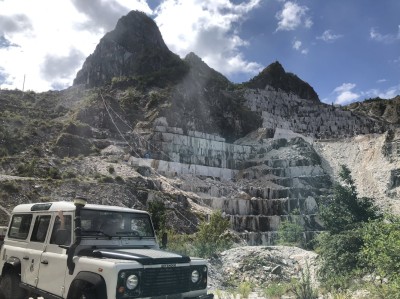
[
  {"left": 191, "top": 270, "right": 200, "bottom": 283},
  {"left": 126, "top": 274, "right": 139, "bottom": 290}
]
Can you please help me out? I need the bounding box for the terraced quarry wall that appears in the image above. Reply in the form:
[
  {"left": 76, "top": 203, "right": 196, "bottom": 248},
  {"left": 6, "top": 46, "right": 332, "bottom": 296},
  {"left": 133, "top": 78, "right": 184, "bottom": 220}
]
[{"left": 130, "top": 125, "right": 329, "bottom": 245}]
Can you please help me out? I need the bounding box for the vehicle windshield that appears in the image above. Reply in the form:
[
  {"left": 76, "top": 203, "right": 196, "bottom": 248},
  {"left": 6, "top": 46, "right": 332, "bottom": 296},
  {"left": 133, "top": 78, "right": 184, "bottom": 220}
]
[{"left": 80, "top": 209, "right": 155, "bottom": 238}]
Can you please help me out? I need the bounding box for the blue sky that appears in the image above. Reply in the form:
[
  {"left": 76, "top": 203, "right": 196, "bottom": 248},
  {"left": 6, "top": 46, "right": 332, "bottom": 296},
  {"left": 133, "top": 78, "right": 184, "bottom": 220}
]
[{"left": 0, "top": 0, "right": 399, "bottom": 105}]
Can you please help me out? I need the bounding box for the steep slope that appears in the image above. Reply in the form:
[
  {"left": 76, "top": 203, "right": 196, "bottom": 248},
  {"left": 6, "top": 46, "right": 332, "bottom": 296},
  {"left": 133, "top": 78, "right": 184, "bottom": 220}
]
[
  {"left": 346, "top": 95, "right": 400, "bottom": 124},
  {"left": 315, "top": 130, "right": 400, "bottom": 215},
  {"left": 161, "top": 52, "right": 262, "bottom": 142}
]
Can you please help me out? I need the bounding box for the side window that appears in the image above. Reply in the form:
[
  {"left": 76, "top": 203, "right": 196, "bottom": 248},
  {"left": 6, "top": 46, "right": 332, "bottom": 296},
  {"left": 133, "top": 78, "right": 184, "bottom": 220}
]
[
  {"left": 30, "top": 215, "right": 51, "bottom": 243},
  {"left": 50, "top": 214, "right": 72, "bottom": 245},
  {"left": 8, "top": 214, "right": 33, "bottom": 240}
]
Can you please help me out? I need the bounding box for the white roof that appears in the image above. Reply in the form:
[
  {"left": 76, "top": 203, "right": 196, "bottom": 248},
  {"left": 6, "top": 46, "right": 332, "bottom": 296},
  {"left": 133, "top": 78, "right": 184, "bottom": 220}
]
[{"left": 12, "top": 201, "right": 149, "bottom": 215}]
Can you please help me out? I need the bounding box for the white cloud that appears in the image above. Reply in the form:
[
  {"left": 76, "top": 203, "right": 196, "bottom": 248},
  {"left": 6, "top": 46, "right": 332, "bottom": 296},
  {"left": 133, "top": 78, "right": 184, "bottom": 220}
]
[
  {"left": 0, "top": 0, "right": 262, "bottom": 91},
  {"left": 333, "top": 83, "right": 360, "bottom": 104},
  {"left": 292, "top": 39, "right": 308, "bottom": 54},
  {"left": 301, "top": 48, "right": 309, "bottom": 55},
  {"left": 377, "top": 79, "right": 387, "bottom": 83},
  {"left": 332, "top": 82, "right": 400, "bottom": 104},
  {"left": 0, "top": 13, "right": 32, "bottom": 35},
  {"left": 275, "top": 1, "right": 312, "bottom": 31},
  {"left": 0, "top": 0, "right": 151, "bottom": 91},
  {"left": 370, "top": 25, "right": 400, "bottom": 44},
  {"left": 364, "top": 84, "right": 400, "bottom": 99},
  {"left": 317, "top": 30, "right": 343, "bottom": 42},
  {"left": 154, "top": 0, "right": 262, "bottom": 77},
  {"left": 71, "top": 0, "right": 151, "bottom": 32},
  {"left": 293, "top": 40, "right": 302, "bottom": 50}
]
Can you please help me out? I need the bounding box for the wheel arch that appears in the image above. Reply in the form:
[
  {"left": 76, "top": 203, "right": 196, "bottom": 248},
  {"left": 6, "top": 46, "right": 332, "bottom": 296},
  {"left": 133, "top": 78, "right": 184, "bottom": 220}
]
[
  {"left": 67, "top": 271, "right": 107, "bottom": 299},
  {"left": 1, "top": 257, "right": 21, "bottom": 276}
]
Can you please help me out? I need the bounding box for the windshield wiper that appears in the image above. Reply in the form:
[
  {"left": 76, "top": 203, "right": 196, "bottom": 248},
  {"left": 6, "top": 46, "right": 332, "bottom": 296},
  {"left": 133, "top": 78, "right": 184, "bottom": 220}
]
[
  {"left": 82, "top": 230, "right": 112, "bottom": 238},
  {"left": 115, "top": 231, "right": 143, "bottom": 238}
]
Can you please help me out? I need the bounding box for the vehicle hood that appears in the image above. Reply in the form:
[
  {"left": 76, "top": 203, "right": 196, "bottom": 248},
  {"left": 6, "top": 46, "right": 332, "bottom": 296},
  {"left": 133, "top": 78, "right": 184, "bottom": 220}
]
[{"left": 84, "top": 248, "right": 191, "bottom": 265}]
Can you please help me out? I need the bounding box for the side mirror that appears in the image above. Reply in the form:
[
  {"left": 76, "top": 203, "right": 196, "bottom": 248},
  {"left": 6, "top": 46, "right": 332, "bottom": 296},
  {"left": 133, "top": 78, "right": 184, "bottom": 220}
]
[{"left": 55, "top": 229, "right": 69, "bottom": 246}]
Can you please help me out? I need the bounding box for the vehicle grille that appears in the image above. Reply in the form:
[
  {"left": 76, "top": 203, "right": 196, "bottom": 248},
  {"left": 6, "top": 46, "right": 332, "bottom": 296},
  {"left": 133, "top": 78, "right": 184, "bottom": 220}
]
[{"left": 141, "top": 266, "right": 191, "bottom": 296}]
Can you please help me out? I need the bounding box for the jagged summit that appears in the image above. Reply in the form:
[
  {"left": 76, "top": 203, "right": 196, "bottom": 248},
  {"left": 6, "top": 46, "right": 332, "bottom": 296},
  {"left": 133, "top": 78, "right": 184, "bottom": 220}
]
[
  {"left": 73, "top": 10, "right": 186, "bottom": 88},
  {"left": 183, "top": 52, "right": 231, "bottom": 87},
  {"left": 245, "top": 61, "right": 320, "bottom": 103}
]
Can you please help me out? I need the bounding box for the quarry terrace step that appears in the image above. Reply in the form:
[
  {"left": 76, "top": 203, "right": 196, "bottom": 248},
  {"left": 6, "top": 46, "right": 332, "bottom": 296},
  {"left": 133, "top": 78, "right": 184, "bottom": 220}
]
[
  {"left": 188, "top": 184, "right": 324, "bottom": 201},
  {"left": 200, "top": 196, "right": 319, "bottom": 216},
  {"left": 240, "top": 230, "right": 322, "bottom": 246},
  {"left": 229, "top": 214, "right": 322, "bottom": 233}
]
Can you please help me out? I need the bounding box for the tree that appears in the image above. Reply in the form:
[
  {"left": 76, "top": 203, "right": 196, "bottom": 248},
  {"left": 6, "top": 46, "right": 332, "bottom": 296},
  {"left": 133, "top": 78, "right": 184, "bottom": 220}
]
[
  {"left": 147, "top": 200, "right": 166, "bottom": 234},
  {"left": 316, "top": 165, "right": 380, "bottom": 288},
  {"left": 319, "top": 165, "right": 380, "bottom": 233},
  {"left": 361, "top": 215, "right": 400, "bottom": 278}
]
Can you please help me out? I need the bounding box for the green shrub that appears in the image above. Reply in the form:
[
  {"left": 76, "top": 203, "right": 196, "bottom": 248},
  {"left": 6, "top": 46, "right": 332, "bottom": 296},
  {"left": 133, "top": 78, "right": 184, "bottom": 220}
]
[
  {"left": 237, "top": 281, "right": 253, "bottom": 299},
  {"left": 97, "top": 175, "right": 114, "bottom": 183},
  {"left": 360, "top": 216, "right": 400, "bottom": 279},
  {"left": 17, "top": 159, "right": 37, "bottom": 177},
  {"left": 61, "top": 171, "right": 77, "bottom": 179},
  {"left": 115, "top": 176, "right": 124, "bottom": 184},
  {"left": 164, "top": 229, "right": 196, "bottom": 257},
  {"left": 277, "top": 216, "right": 304, "bottom": 247},
  {"left": 290, "top": 264, "right": 318, "bottom": 299},
  {"left": 47, "top": 167, "right": 61, "bottom": 179},
  {"left": 262, "top": 282, "right": 291, "bottom": 298},
  {"left": 193, "top": 210, "right": 233, "bottom": 258},
  {"left": 316, "top": 231, "right": 362, "bottom": 289},
  {"left": 2, "top": 182, "right": 19, "bottom": 193},
  {"left": 366, "top": 276, "right": 400, "bottom": 299},
  {"left": 108, "top": 166, "right": 115, "bottom": 174}
]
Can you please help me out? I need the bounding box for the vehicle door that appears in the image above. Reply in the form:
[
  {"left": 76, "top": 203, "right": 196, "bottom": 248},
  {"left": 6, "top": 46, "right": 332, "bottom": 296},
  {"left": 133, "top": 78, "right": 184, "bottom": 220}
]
[
  {"left": 5, "top": 213, "right": 33, "bottom": 284},
  {"left": 23, "top": 214, "right": 51, "bottom": 288},
  {"left": 37, "top": 212, "right": 73, "bottom": 297}
]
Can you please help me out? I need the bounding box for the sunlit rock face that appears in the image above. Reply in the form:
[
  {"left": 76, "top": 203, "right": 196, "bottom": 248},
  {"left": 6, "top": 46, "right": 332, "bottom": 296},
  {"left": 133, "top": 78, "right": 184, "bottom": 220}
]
[
  {"left": 73, "top": 10, "right": 186, "bottom": 88},
  {"left": 244, "top": 61, "right": 320, "bottom": 103}
]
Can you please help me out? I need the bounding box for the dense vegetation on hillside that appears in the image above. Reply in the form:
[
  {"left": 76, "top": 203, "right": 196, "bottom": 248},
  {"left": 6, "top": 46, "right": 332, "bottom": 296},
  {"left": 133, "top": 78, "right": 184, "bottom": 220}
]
[{"left": 316, "top": 165, "right": 400, "bottom": 297}]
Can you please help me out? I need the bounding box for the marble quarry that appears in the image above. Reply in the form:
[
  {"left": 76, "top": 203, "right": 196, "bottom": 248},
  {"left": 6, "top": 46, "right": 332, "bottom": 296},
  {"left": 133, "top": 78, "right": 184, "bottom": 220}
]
[
  {"left": 130, "top": 119, "right": 328, "bottom": 245},
  {"left": 130, "top": 86, "right": 396, "bottom": 245},
  {"left": 244, "top": 87, "right": 391, "bottom": 139}
]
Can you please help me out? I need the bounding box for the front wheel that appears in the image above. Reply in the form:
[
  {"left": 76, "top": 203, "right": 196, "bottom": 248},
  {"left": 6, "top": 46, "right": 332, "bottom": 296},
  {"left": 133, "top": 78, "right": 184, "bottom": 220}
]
[{"left": 0, "top": 270, "right": 27, "bottom": 299}]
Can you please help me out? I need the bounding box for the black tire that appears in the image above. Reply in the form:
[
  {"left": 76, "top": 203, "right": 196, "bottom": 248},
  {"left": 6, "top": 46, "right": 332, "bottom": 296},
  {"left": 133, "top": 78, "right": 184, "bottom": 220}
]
[{"left": 0, "top": 270, "right": 27, "bottom": 299}]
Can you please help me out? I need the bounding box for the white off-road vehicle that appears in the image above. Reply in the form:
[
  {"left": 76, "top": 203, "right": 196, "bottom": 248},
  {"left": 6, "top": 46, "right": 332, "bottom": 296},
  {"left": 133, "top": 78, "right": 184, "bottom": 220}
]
[{"left": 0, "top": 198, "right": 213, "bottom": 299}]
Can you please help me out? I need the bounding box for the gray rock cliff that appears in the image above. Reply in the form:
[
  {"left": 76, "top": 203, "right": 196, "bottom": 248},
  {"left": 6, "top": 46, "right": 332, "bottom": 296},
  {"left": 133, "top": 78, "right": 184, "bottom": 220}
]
[{"left": 73, "top": 10, "right": 187, "bottom": 88}]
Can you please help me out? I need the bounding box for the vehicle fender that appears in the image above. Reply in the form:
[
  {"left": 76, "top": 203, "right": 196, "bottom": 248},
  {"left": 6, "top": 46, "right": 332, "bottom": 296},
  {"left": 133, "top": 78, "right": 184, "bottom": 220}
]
[{"left": 67, "top": 271, "right": 107, "bottom": 299}]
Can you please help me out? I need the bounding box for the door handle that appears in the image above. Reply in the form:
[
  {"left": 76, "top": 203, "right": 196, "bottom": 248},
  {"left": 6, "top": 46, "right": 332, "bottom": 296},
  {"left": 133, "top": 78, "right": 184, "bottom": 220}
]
[
  {"left": 23, "top": 256, "right": 29, "bottom": 260},
  {"left": 41, "top": 260, "right": 48, "bottom": 265}
]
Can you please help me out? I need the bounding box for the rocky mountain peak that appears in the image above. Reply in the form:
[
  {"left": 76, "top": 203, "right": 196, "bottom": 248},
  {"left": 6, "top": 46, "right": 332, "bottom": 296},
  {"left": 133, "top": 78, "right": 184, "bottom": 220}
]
[
  {"left": 106, "top": 10, "right": 169, "bottom": 53},
  {"left": 73, "top": 10, "right": 186, "bottom": 88},
  {"left": 183, "top": 52, "right": 231, "bottom": 86},
  {"left": 245, "top": 61, "right": 320, "bottom": 103}
]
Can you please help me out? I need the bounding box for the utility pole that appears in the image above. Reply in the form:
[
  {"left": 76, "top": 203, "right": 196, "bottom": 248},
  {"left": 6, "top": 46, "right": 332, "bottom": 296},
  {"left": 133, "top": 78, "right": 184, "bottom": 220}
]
[{"left": 22, "top": 74, "right": 26, "bottom": 91}]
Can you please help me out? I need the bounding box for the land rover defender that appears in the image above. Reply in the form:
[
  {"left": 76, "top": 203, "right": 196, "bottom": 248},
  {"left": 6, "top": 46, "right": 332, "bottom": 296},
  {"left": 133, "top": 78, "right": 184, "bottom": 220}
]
[{"left": 0, "top": 198, "right": 213, "bottom": 299}]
